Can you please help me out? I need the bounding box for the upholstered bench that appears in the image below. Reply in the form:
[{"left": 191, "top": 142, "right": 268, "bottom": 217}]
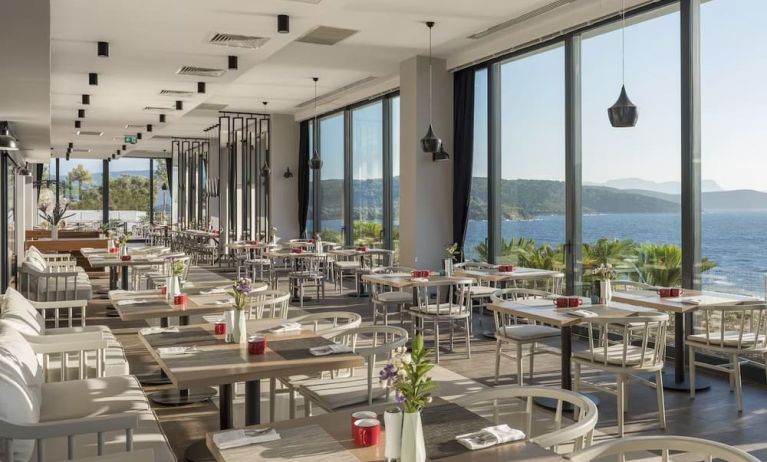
[{"left": 19, "top": 247, "right": 93, "bottom": 302}]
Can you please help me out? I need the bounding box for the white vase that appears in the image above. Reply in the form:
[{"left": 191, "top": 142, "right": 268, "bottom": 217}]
[
  {"left": 400, "top": 411, "right": 426, "bottom": 462},
  {"left": 600, "top": 280, "right": 613, "bottom": 304},
  {"left": 226, "top": 309, "right": 247, "bottom": 344},
  {"left": 443, "top": 259, "right": 453, "bottom": 277},
  {"left": 168, "top": 276, "right": 181, "bottom": 298},
  {"left": 120, "top": 245, "right": 128, "bottom": 257},
  {"left": 384, "top": 407, "right": 403, "bottom": 462},
  {"left": 51, "top": 227, "right": 59, "bottom": 240}
]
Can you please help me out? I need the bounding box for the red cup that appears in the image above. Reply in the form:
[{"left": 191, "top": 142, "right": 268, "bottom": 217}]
[
  {"left": 353, "top": 418, "right": 381, "bottom": 448},
  {"left": 568, "top": 297, "right": 584, "bottom": 308},
  {"left": 109, "top": 247, "right": 118, "bottom": 254},
  {"left": 248, "top": 335, "right": 267, "bottom": 355},
  {"left": 554, "top": 297, "right": 569, "bottom": 308},
  {"left": 159, "top": 286, "right": 167, "bottom": 295},
  {"left": 670, "top": 287, "right": 684, "bottom": 297},
  {"left": 173, "top": 294, "right": 188, "bottom": 305},
  {"left": 214, "top": 321, "right": 226, "bottom": 335},
  {"left": 658, "top": 288, "right": 672, "bottom": 298},
  {"left": 121, "top": 255, "right": 131, "bottom": 261},
  {"left": 351, "top": 411, "right": 377, "bottom": 427}
]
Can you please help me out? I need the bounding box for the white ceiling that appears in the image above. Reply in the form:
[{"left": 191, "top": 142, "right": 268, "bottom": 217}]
[{"left": 3, "top": 0, "right": 650, "bottom": 161}]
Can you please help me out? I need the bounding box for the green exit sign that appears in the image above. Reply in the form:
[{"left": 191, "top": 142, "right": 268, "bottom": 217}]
[{"left": 124, "top": 135, "right": 137, "bottom": 144}]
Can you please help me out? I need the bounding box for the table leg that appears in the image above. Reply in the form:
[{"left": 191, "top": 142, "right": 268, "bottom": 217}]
[
  {"left": 651, "top": 311, "right": 710, "bottom": 392},
  {"left": 245, "top": 380, "right": 261, "bottom": 425},
  {"left": 105, "top": 267, "right": 122, "bottom": 317},
  {"left": 136, "top": 317, "right": 172, "bottom": 385},
  {"left": 184, "top": 384, "right": 234, "bottom": 462},
  {"left": 121, "top": 266, "right": 129, "bottom": 290}
]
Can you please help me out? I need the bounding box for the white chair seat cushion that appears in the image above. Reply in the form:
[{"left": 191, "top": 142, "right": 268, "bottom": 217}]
[
  {"left": 409, "top": 304, "right": 467, "bottom": 317},
  {"left": 375, "top": 291, "right": 412, "bottom": 304},
  {"left": 499, "top": 324, "right": 560, "bottom": 341},
  {"left": 297, "top": 372, "right": 389, "bottom": 411},
  {"left": 38, "top": 376, "right": 175, "bottom": 462},
  {"left": 573, "top": 344, "right": 660, "bottom": 367},
  {"left": 687, "top": 331, "right": 758, "bottom": 347},
  {"left": 469, "top": 286, "right": 497, "bottom": 297},
  {"left": 2, "top": 288, "right": 45, "bottom": 336}
]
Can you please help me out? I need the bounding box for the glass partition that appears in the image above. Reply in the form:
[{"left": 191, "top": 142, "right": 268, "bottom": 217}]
[
  {"left": 391, "top": 96, "right": 401, "bottom": 252},
  {"left": 351, "top": 101, "right": 384, "bottom": 246},
  {"left": 466, "top": 68, "right": 489, "bottom": 261},
  {"left": 319, "top": 113, "right": 345, "bottom": 244}
]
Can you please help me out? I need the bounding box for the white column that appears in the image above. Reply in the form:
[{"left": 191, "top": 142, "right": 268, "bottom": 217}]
[
  {"left": 269, "top": 114, "right": 299, "bottom": 239},
  {"left": 398, "top": 55, "right": 453, "bottom": 269}
]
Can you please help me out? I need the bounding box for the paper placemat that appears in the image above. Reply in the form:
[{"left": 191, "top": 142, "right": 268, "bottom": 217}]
[
  {"left": 217, "top": 424, "right": 357, "bottom": 462},
  {"left": 267, "top": 336, "right": 336, "bottom": 361}
]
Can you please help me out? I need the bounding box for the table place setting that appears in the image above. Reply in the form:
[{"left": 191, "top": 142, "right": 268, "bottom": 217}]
[
  {"left": 564, "top": 309, "right": 599, "bottom": 318},
  {"left": 269, "top": 322, "right": 302, "bottom": 333},
  {"left": 212, "top": 427, "right": 281, "bottom": 450},
  {"left": 456, "top": 424, "right": 526, "bottom": 450},
  {"left": 309, "top": 343, "right": 354, "bottom": 356},
  {"left": 115, "top": 299, "right": 152, "bottom": 306},
  {"left": 140, "top": 326, "right": 180, "bottom": 336},
  {"left": 199, "top": 286, "right": 229, "bottom": 295},
  {"left": 157, "top": 345, "right": 199, "bottom": 357}
]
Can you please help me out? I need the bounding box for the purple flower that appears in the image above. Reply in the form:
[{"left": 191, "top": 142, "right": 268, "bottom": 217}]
[
  {"left": 234, "top": 278, "right": 253, "bottom": 294},
  {"left": 379, "top": 364, "right": 397, "bottom": 382},
  {"left": 395, "top": 390, "right": 406, "bottom": 403}
]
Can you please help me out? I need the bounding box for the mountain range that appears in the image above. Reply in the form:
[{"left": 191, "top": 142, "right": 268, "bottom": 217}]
[{"left": 585, "top": 178, "right": 723, "bottom": 194}]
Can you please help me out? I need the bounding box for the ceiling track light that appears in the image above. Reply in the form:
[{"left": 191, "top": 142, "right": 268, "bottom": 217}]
[
  {"left": 310, "top": 77, "right": 322, "bottom": 170},
  {"left": 159, "top": 114, "right": 166, "bottom": 123},
  {"left": 82, "top": 94, "right": 90, "bottom": 105},
  {"left": 278, "top": 14, "right": 290, "bottom": 33},
  {"left": 74, "top": 120, "right": 81, "bottom": 128},
  {"left": 175, "top": 100, "right": 183, "bottom": 110},
  {"left": 78, "top": 109, "right": 85, "bottom": 118},
  {"left": 97, "top": 41, "right": 109, "bottom": 57},
  {"left": 136, "top": 132, "right": 142, "bottom": 140},
  {"left": 228, "top": 55, "right": 238, "bottom": 70},
  {"left": 420, "top": 21, "right": 443, "bottom": 156},
  {"left": 197, "top": 82, "right": 206, "bottom": 94},
  {"left": 112, "top": 153, "right": 116, "bottom": 159},
  {"left": 121, "top": 144, "right": 126, "bottom": 150},
  {"left": 147, "top": 124, "right": 153, "bottom": 132},
  {"left": 89, "top": 72, "right": 98, "bottom": 86}
]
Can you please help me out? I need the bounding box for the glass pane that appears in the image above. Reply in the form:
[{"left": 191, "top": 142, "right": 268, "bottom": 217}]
[
  {"left": 319, "top": 113, "right": 345, "bottom": 244},
  {"left": 109, "top": 158, "right": 151, "bottom": 233},
  {"left": 391, "top": 96, "right": 400, "bottom": 254},
  {"left": 153, "top": 159, "right": 171, "bottom": 225},
  {"left": 499, "top": 45, "right": 565, "bottom": 272},
  {"left": 57, "top": 158, "right": 104, "bottom": 226},
  {"left": 702, "top": 0, "right": 767, "bottom": 296},
  {"left": 352, "top": 101, "right": 383, "bottom": 246},
  {"left": 582, "top": 7, "right": 681, "bottom": 294},
  {"left": 466, "top": 68, "right": 489, "bottom": 261},
  {"left": 307, "top": 121, "right": 315, "bottom": 235}
]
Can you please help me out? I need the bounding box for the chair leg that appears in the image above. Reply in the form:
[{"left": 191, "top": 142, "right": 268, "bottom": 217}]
[
  {"left": 574, "top": 362, "right": 581, "bottom": 392},
  {"left": 516, "top": 343, "right": 524, "bottom": 386},
  {"left": 529, "top": 342, "right": 535, "bottom": 382},
  {"left": 269, "top": 378, "right": 277, "bottom": 423},
  {"left": 733, "top": 354, "right": 743, "bottom": 413},
  {"left": 434, "top": 320, "right": 440, "bottom": 364},
  {"left": 465, "top": 319, "right": 471, "bottom": 359},
  {"left": 304, "top": 397, "right": 312, "bottom": 417},
  {"left": 289, "top": 388, "right": 296, "bottom": 419},
  {"left": 689, "top": 346, "right": 696, "bottom": 400},
  {"left": 494, "top": 341, "right": 502, "bottom": 385},
  {"left": 655, "top": 370, "right": 666, "bottom": 430},
  {"left": 616, "top": 375, "right": 625, "bottom": 438}
]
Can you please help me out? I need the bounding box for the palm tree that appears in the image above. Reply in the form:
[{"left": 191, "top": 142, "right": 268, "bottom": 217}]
[
  {"left": 582, "top": 238, "right": 637, "bottom": 269},
  {"left": 67, "top": 164, "right": 93, "bottom": 201}
]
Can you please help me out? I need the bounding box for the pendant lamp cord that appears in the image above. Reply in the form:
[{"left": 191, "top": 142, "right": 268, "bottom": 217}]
[
  {"left": 428, "top": 22, "right": 433, "bottom": 125},
  {"left": 621, "top": 0, "right": 626, "bottom": 86}
]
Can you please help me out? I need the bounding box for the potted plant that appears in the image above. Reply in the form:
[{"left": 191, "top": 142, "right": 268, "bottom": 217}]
[
  {"left": 38, "top": 202, "right": 75, "bottom": 240},
  {"left": 444, "top": 243, "right": 459, "bottom": 277},
  {"left": 98, "top": 222, "right": 110, "bottom": 239},
  {"left": 118, "top": 233, "right": 131, "bottom": 257},
  {"left": 226, "top": 278, "right": 252, "bottom": 344},
  {"left": 380, "top": 335, "right": 437, "bottom": 462},
  {"left": 166, "top": 260, "right": 185, "bottom": 299},
  {"left": 592, "top": 263, "right": 617, "bottom": 304}
]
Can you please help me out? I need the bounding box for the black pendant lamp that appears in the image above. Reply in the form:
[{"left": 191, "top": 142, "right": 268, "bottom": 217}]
[
  {"left": 608, "top": 0, "right": 638, "bottom": 128},
  {"left": 420, "top": 21, "right": 441, "bottom": 153},
  {"left": 433, "top": 142, "right": 450, "bottom": 162},
  {"left": 261, "top": 162, "right": 271, "bottom": 177},
  {"left": 310, "top": 77, "right": 323, "bottom": 170}
]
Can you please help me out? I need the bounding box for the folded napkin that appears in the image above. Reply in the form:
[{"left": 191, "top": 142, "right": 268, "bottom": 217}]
[
  {"left": 411, "top": 277, "right": 429, "bottom": 283},
  {"left": 140, "top": 326, "right": 180, "bottom": 336},
  {"left": 202, "top": 315, "right": 224, "bottom": 324},
  {"left": 676, "top": 297, "right": 703, "bottom": 305},
  {"left": 116, "top": 299, "right": 149, "bottom": 306},
  {"left": 157, "top": 346, "right": 198, "bottom": 357},
  {"left": 270, "top": 322, "right": 302, "bottom": 333},
  {"left": 213, "top": 428, "right": 281, "bottom": 450},
  {"left": 456, "top": 425, "right": 525, "bottom": 450},
  {"left": 565, "top": 309, "right": 598, "bottom": 318},
  {"left": 309, "top": 343, "right": 354, "bottom": 356},
  {"left": 211, "top": 298, "right": 235, "bottom": 305},
  {"left": 200, "top": 287, "right": 229, "bottom": 295}
]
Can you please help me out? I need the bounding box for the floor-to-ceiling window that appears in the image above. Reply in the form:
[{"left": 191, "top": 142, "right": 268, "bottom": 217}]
[
  {"left": 319, "top": 113, "right": 345, "bottom": 244},
  {"left": 47, "top": 158, "right": 104, "bottom": 227},
  {"left": 307, "top": 121, "right": 315, "bottom": 236},
  {"left": 465, "top": 68, "right": 488, "bottom": 262},
  {"left": 391, "top": 96, "right": 400, "bottom": 253},
  {"left": 581, "top": 5, "right": 681, "bottom": 290},
  {"left": 109, "top": 157, "right": 151, "bottom": 233},
  {"left": 701, "top": 0, "right": 767, "bottom": 296},
  {"left": 153, "top": 159, "right": 171, "bottom": 225},
  {"left": 351, "top": 101, "right": 384, "bottom": 246}
]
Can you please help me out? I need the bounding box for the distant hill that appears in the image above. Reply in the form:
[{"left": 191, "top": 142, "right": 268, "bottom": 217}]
[
  {"left": 586, "top": 178, "right": 722, "bottom": 194},
  {"left": 627, "top": 188, "right": 767, "bottom": 211},
  {"left": 83, "top": 170, "right": 151, "bottom": 185}
]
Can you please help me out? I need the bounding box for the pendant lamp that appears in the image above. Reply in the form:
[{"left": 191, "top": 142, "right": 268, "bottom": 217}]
[
  {"left": 608, "top": 0, "right": 638, "bottom": 127},
  {"left": 310, "top": 77, "right": 323, "bottom": 170},
  {"left": 420, "top": 21, "right": 441, "bottom": 153}
]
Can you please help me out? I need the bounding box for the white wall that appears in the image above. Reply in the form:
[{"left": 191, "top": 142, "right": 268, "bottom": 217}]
[
  {"left": 269, "top": 114, "right": 299, "bottom": 239},
  {"left": 399, "top": 55, "right": 453, "bottom": 269}
]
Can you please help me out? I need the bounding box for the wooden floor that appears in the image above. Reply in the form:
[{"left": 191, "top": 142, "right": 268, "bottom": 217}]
[{"left": 85, "top": 267, "right": 767, "bottom": 460}]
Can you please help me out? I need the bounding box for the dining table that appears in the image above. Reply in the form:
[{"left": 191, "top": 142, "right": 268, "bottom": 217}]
[
  {"left": 140, "top": 318, "right": 365, "bottom": 462},
  {"left": 84, "top": 247, "right": 170, "bottom": 290},
  {"left": 205, "top": 397, "right": 563, "bottom": 462},
  {"left": 454, "top": 267, "right": 564, "bottom": 291},
  {"left": 329, "top": 248, "right": 395, "bottom": 296},
  {"left": 610, "top": 288, "right": 758, "bottom": 391}
]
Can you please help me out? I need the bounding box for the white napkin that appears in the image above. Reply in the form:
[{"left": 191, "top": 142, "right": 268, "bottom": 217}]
[
  {"left": 202, "top": 315, "right": 224, "bottom": 324},
  {"left": 200, "top": 287, "right": 228, "bottom": 295},
  {"left": 676, "top": 297, "right": 703, "bottom": 305},
  {"left": 309, "top": 343, "right": 354, "bottom": 356},
  {"left": 456, "top": 425, "right": 525, "bottom": 450},
  {"left": 211, "top": 298, "right": 235, "bottom": 305},
  {"left": 157, "top": 346, "right": 198, "bottom": 357},
  {"left": 411, "top": 277, "right": 429, "bottom": 283},
  {"left": 116, "top": 299, "right": 149, "bottom": 306},
  {"left": 565, "top": 309, "right": 598, "bottom": 318},
  {"left": 213, "top": 428, "right": 281, "bottom": 450},
  {"left": 270, "top": 322, "right": 302, "bottom": 333},
  {"left": 140, "top": 326, "right": 179, "bottom": 336}
]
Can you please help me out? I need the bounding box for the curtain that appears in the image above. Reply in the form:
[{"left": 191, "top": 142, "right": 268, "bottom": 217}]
[
  {"left": 297, "top": 120, "right": 310, "bottom": 238},
  {"left": 452, "top": 68, "right": 476, "bottom": 259}
]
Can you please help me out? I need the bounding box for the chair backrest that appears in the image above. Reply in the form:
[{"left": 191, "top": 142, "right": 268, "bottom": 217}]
[
  {"left": 454, "top": 261, "right": 495, "bottom": 270},
  {"left": 692, "top": 302, "right": 767, "bottom": 352},
  {"left": 292, "top": 311, "right": 362, "bottom": 338},
  {"left": 579, "top": 313, "right": 669, "bottom": 371},
  {"left": 412, "top": 282, "right": 471, "bottom": 317},
  {"left": 0, "top": 288, "right": 44, "bottom": 336},
  {"left": 566, "top": 435, "right": 759, "bottom": 462},
  {"left": 611, "top": 280, "right": 656, "bottom": 292},
  {"left": 491, "top": 288, "right": 554, "bottom": 304},
  {"left": 248, "top": 290, "right": 291, "bottom": 320},
  {"left": 454, "top": 385, "right": 598, "bottom": 453}
]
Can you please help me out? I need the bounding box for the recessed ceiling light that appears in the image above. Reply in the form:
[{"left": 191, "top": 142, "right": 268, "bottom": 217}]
[
  {"left": 82, "top": 94, "right": 90, "bottom": 105},
  {"left": 89, "top": 73, "right": 98, "bottom": 85},
  {"left": 197, "top": 82, "right": 206, "bottom": 94},
  {"left": 228, "top": 55, "right": 238, "bottom": 70},
  {"left": 97, "top": 41, "right": 109, "bottom": 57}
]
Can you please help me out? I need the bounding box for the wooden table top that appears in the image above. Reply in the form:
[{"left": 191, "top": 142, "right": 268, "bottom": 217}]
[
  {"left": 328, "top": 248, "right": 394, "bottom": 256},
  {"left": 611, "top": 289, "right": 758, "bottom": 314},
  {"left": 265, "top": 250, "right": 324, "bottom": 259},
  {"left": 86, "top": 254, "right": 168, "bottom": 267},
  {"left": 206, "top": 397, "right": 562, "bottom": 462},
  {"left": 361, "top": 274, "right": 475, "bottom": 289},
  {"left": 109, "top": 281, "right": 268, "bottom": 321},
  {"left": 488, "top": 298, "right": 657, "bottom": 328},
  {"left": 140, "top": 319, "right": 364, "bottom": 389},
  {"left": 454, "top": 267, "right": 564, "bottom": 282}
]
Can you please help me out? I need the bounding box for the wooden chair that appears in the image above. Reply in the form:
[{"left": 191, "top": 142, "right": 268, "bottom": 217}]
[
  {"left": 247, "top": 290, "right": 291, "bottom": 320},
  {"left": 571, "top": 313, "right": 669, "bottom": 437},
  {"left": 687, "top": 302, "right": 767, "bottom": 412},
  {"left": 490, "top": 289, "right": 560, "bottom": 385},
  {"left": 368, "top": 266, "right": 413, "bottom": 326},
  {"left": 288, "top": 255, "right": 326, "bottom": 308},
  {"left": 566, "top": 435, "right": 759, "bottom": 462},
  {"left": 408, "top": 281, "right": 472, "bottom": 363},
  {"left": 454, "top": 385, "right": 598, "bottom": 454}
]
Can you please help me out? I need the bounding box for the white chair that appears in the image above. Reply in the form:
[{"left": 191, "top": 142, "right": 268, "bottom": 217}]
[
  {"left": 566, "top": 436, "right": 759, "bottom": 462},
  {"left": 288, "top": 255, "right": 326, "bottom": 308},
  {"left": 455, "top": 261, "right": 499, "bottom": 331},
  {"left": 687, "top": 302, "right": 767, "bottom": 412},
  {"left": 490, "top": 289, "right": 560, "bottom": 385},
  {"left": 408, "top": 281, "right": 472, "bottom": 363},
  {"left": 295, "top": 325, "right": 408, "bottom": 415},
  {"left": 19, "top": 248, "right": 93, "bottom": 302},
  {"left": 454, "top": 385, "right": 598, "bottom": 454},
  {"left": 571, "top": 313, "right": 669, "bottom": 437},
  {"left": 247, "top": 290, "right": 291, "bottom": 320},
  {"left": 368, "top": 267, "right": 413, "bottom": 326}
]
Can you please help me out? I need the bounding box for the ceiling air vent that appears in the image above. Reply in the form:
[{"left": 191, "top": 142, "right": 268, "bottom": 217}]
[
  {"left": 160, "top": 89, "right": 196, "bottom": 97},
  {"left": 284, "top": 0, "right": 322, "bottom": 4},
  {"left": 125, "top": 124, "right": 144, "bottom": 129},
  {"left": 295, "top": 76, "right": 377, "bottom": 108},
  {"left": 143, "top": 106, "right": 175, "bottom": 112},
  {"left": 209, "top": 33, "right": 270, "bottom": 49},
  {"left": 297, "top": 26, "right": 358, "bottom": 46},
  {"left": 76, "top": 130, "right": 103, "bottom": 136},
  {"left": 176, "top": 66, "right": 226, "bottom": 77},
  {"left": 468, "top": 0, "right": 577, "bottom": 39},
  {"left": 196, "top": 103, "right": 229, "bottom": 111},
  {"left": 72, "top": 148, "right": 91, "bottom": 153}
]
